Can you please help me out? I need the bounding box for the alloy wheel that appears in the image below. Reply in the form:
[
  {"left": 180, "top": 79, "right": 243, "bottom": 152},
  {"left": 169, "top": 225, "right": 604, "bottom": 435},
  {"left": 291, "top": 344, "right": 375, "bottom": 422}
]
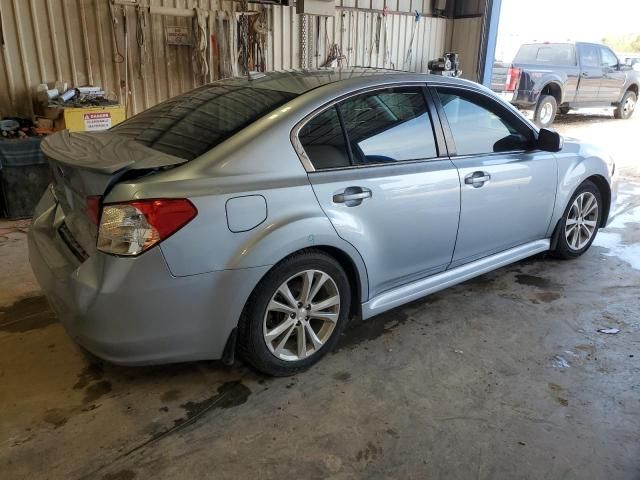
[
  {"left": 565, "top": 191, "right": 598, "bottom": 250},
  {"left": 263, "top": 270, "right": 341, "bottom": 361},
  {"left": 539, "top": 102, "right": 554, "bottom": 125},
  {"left": 623, "top": 96, "right": 636, "bottom": 117}
]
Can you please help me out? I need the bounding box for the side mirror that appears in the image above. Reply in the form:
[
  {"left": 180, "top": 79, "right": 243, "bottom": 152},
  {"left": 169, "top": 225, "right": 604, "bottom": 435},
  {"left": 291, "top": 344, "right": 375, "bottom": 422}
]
[{"left": 537, "top": 128, "right": 563, "bottom": 152}]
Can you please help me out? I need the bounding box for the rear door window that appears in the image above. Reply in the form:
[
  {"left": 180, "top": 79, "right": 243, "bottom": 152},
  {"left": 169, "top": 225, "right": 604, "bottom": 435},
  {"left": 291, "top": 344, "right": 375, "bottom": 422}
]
[
  {"left": 338, "top": 87, "right": 438, "bottom": 165},
  {"left": 436, "top": 88, "right": 533, "bottom": 156},
  {"left": 112, "top": 84, "right": 297, "bottom": 161},
  {"left": 298, "top": 106, "right": 351, "bottom": 170}
]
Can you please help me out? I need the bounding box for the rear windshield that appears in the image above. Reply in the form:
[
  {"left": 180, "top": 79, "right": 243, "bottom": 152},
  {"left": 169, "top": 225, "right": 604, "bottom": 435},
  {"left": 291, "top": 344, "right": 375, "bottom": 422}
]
[
  {"left": 514, "top": 44, "right": 576, "bottom": 66},
  {"left": 112, "top": 84, "right": 297, "bottom": 161}
]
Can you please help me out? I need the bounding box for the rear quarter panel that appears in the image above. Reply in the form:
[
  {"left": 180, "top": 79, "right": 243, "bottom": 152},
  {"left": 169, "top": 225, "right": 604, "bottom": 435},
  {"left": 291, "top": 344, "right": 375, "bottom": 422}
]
[
  {"left": 511, "top": 65, "right": 579, "bottom": 106},
  {"left": 104, "top": 94, "right": 370, "bottom": 300}
]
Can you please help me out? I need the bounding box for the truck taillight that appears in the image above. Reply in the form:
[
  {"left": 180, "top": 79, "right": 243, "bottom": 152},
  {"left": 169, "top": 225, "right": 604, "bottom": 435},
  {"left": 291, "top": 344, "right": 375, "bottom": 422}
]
[
  {"left": 97, "top": 199, "right": 197, "bottom": 256},
  {"left": 505, "top": 67, "right": 521, "bottom": 91}
]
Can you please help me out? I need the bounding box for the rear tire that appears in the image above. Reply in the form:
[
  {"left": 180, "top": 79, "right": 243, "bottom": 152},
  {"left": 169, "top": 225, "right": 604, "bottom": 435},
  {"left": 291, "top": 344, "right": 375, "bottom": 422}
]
[
  {"left": 558, "top": 106, "right": 570, "bottom": 115},
  {"left": 237, "top": 250, "right": 351, "bottom": 376},
  {"left": 534, "top": 95, "right": 558, "bottom": 128},
  {"left": 551, "top": 180, "right": 602, "bottom": 260},
  {"left": 614, "top": 90, "right": 636, "bottom": 119}
]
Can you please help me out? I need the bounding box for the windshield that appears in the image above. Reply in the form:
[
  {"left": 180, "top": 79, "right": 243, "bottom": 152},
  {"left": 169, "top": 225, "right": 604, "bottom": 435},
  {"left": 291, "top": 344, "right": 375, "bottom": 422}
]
[
  {"left": 514, "top": 44, "right": 577, "bottom": 66},
  {"left": 112, "top": 84, "right": 297, "bottom": 161}
]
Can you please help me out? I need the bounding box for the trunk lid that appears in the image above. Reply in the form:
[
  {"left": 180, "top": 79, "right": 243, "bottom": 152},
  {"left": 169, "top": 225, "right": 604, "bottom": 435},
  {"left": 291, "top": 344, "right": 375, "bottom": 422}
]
[{"left": 42, "top": 130, "right": 187, "bottom": 257}]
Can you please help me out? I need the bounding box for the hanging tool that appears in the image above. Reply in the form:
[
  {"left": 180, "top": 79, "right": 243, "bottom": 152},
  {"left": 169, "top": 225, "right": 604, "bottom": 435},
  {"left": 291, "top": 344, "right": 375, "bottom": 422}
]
[
  {"left": 109, "top": 2, "right": 125, "bottom": 63},
  {"left": 135, "top": 3, "right": 148, "bottom": 77},
  {"left": 381, "top": 6, "right": 394, "bottom": 69},
  {"left": 404, "top": 10, "right": 421, "bottom": 69},
  {"left": 121, "top": 5, "right": 130, "bottom": 116}
]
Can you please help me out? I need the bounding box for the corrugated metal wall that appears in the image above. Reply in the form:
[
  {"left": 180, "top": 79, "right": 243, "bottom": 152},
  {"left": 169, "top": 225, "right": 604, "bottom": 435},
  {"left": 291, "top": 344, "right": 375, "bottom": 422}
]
[
  {"left": 0, "top": 0, "right": 464, "bottom": 118},
  {"left": 449, "top": 16, "right": 483, "bottom": 81}
]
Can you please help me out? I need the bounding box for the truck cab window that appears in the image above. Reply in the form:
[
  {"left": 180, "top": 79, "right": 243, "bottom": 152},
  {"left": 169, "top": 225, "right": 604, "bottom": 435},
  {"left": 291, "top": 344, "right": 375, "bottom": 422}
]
[
  {"left": 600, "top": 48, "right": 619, "bottom": 69},
  {"left": 580, "top": 45, "right": 600, "bottom": 68}
]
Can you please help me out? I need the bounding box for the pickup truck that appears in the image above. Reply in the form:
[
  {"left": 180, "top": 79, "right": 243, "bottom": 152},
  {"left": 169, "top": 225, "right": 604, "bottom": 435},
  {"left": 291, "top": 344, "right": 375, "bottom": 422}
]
[{"left": 492, "top": 42, "right": 640, "bottom": 127}]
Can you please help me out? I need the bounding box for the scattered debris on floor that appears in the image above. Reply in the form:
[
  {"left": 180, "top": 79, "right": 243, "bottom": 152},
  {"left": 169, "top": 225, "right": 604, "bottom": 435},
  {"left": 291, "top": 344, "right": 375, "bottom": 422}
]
[
  {"left": 550, "top": 354, "right": 571, "bottom": 369},
  {"left": 597, "top": 328, "right": 620, "bottom": 334}
]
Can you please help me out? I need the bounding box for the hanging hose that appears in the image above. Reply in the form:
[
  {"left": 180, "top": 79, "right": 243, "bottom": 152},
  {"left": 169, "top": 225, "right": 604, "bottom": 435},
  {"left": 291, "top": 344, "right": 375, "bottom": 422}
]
[
  {"left": 192, "top": 8, "right": 209, "bottom": 81},
  {"left": 136, "top": 4, "right": 148, "bottom": 78},
  {"left": 109, "top": 2, "right": 125, "bottom": 63},
  {"left": 322, "top": 21, "right": 346, "bottom": 68}
]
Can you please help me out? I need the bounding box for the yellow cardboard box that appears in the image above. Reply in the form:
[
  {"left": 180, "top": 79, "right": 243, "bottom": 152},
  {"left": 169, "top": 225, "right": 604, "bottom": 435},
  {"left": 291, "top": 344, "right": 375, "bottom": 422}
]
[{"left": 53, "top": 105, "right": 126, "bottom": 132}]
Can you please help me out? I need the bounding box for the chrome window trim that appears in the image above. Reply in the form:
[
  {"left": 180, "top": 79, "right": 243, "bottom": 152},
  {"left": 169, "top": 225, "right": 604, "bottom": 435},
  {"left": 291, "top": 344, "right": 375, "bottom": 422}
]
[{"left": 290, "top": 81, "right": 438, "bottom": 173}]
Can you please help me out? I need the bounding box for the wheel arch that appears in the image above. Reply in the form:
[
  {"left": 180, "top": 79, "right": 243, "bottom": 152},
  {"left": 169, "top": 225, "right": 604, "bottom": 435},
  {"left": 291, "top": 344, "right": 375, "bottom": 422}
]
[
  {"left": 549, "top": 174, "right": 611, "bottom": 250},
  {"left": 540, "top": 82, "right": 563, "bottom": 104},
  {"left": 585, "top": 174, "right": 611, "bottom": 228}
]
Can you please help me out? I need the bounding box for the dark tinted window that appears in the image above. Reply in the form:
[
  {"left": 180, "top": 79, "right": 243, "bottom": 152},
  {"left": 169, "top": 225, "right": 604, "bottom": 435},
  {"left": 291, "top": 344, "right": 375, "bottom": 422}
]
[
  {"left": 580, "top": 45, "right": 600, "bottom": 68},
  {"left": 112, "top": 85, "right": 297, "bottom": 160},
  {"left": 338, "top": 88, "right": 437, "bottom": 165},
  {"left": 437, "top": 89, "right": 531, "bottom": 156},
  {"left": 299, "top": 106, "right": 351, "bottom": 169},
  {"left": 514, "top": 44, "right": 576, "bottom": 65}
]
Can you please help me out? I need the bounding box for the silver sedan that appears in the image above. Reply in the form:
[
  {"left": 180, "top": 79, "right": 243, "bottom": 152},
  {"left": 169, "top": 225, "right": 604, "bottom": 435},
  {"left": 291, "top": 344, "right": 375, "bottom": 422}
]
[{"left": 28, "top": 69, "right": 617, "bottom": 376}]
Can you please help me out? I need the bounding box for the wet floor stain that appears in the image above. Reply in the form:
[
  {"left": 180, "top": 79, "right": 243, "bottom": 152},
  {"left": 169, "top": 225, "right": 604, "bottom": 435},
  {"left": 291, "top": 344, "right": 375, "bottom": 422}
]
[
  {"left": 83, "top": 380, "right": 112, "bottom": 404},
  {"left": 43, "top": 409, "right": 68, "bottom": 429},
  {"left": 386, "top": 428, "right": 400, "bottom": 439},
  {"left": 74, "top": 363, "right": 105, "bottom": 390},
  {"left": 548, "top": 383, "right": 569, "bottom": 407},
  {"left": 165, "top": 381, "right": 251, "bottom": 433},
  {"left": 574, "top": 344, "right": 596, "bottom": 357},
  {"left": 102, "top": 470, "right": 137, "bottom": 480},
  {"left": 516, "top": 274, "right": 561, "bottom": 290},
  {"left": 533, "top": 291, "right": 562, "bottom": 303},
  {"left": 335, "top": 310, "right": 409, "bottom": 351},
  {"left": 332, "top": 371, "right": 351, "bottom": 381},
  {"left": 0, "top": 296, "right": 56, "bottom": 333},
  {"left": 356, "top": 441, "right": 382, "bottom": 462},
  {"left": 160, "top": 389, "right": 181, "bottom": 403}
]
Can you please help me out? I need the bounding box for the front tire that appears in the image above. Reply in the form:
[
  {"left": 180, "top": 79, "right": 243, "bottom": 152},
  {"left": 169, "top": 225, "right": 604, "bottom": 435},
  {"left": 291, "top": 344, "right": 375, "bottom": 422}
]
[
  {"left": 614, "top": 90, "right": 636, "bottom": 119},
  {"left": 534, "top": 95, "right": 558, "bottom": 128},
  {"left": 551, "top": 180, "right": 602, "bottom": 259},
  {"left": 237, "top": 250, "right": 351, "bottom": 376}
]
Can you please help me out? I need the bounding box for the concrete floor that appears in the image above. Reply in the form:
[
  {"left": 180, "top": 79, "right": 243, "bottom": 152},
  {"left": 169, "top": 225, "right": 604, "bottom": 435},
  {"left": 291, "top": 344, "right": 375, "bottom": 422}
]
[{"left": 1, "top": 111, "right": 639, "bottom": 480}]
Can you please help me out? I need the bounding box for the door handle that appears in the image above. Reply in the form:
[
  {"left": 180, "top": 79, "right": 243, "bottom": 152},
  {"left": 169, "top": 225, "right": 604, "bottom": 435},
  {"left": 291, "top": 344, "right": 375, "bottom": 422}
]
[
  {"left": 464, "top": 171, "right": 491, "bottom": 188},
  {"left": 333, "top": 186, "right": 372, "bottom": 206},
  {"left": 581, "top": 72, "right": 589, "bottom": 77}
]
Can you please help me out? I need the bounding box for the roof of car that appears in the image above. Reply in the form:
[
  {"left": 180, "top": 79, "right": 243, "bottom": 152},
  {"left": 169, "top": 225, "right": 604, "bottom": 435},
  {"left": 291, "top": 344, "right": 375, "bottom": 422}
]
[{"left": 217, "top": 68, "right": 476, "bottom": 95}]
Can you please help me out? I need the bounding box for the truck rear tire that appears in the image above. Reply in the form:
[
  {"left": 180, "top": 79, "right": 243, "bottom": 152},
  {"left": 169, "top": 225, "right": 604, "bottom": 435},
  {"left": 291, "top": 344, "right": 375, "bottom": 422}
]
[
  {"left": 534, "top": 95, "right": 557, "bottom": 128},
  {"left": 614, "top": 90, "right": 636, "bottom": 119}
]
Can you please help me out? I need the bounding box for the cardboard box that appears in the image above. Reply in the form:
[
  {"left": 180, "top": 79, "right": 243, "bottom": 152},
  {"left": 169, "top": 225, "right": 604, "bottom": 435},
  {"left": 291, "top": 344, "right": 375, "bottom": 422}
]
[{"left": 51, "top": 105, "right": 126, "bottom": 132}]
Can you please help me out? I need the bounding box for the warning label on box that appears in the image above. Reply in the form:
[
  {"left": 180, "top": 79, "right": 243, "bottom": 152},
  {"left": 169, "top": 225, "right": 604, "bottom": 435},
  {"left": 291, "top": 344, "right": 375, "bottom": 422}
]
[{"left": 83, "top": 112, "right": 112, "bottom": 131}]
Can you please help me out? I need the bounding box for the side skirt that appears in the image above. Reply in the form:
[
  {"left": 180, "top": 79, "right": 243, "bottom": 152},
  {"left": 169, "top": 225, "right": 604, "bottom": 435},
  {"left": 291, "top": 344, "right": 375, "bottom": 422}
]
[{"left": 361, "top": 239, "right": 551, "bottom": 319}]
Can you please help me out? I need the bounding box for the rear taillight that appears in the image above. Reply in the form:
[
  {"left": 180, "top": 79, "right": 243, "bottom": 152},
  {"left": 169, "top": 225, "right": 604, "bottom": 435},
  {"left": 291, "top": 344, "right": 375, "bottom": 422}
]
[
  {"left": 97, "top": 199, "right": 197, "bottom": 256},
  {"left": 505, "top": 67, "right": 521, "bottom": 91}
]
